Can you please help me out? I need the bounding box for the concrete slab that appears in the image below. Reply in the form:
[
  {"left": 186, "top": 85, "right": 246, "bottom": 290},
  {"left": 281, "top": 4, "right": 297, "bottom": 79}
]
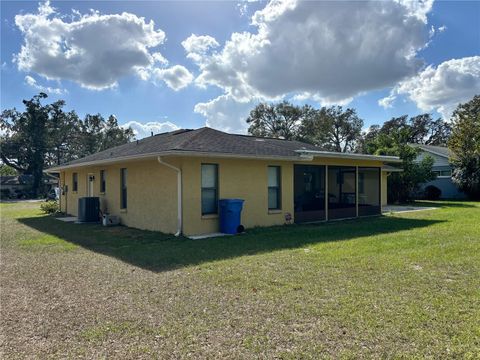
[
  {"left": 56, "top": 216, "right": 77, "bottom": 222},
  {"left": 188, "top": 232, "right": 232, "bottom": 240},
  {"left": 382, "top": 206, "right": 438, "bottom": 214}
]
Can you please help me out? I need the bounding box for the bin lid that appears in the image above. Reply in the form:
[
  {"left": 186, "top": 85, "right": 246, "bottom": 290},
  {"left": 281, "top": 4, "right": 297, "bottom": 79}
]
[{"left": 219, "top": 198, "right": 244, "bottom": 204}]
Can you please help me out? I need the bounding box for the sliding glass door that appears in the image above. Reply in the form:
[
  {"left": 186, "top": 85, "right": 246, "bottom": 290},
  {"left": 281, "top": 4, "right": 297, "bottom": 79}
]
[
  {"left": 328, "top": 166, "right": 356, "bottom": 220},
  {"left": 358, "top": 167, "right": 381, "bottom": 216},
  {"left": 294, "top": 165, "right": 326, "bottom": 223}
]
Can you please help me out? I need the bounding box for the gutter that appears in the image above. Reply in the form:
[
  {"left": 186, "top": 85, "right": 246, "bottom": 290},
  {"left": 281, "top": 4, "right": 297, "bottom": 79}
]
[
  {"left": 294, "top": 150, "right": 402, "bottom": 163},
  {"left": 157, "top": 156, "right": 182, "bottom": 237},
  {"left": 45, "top": 151, "right": 311, "bottom": 172},
  {"left": 45, "top": 149, "right": 402, "bottom": 173}
]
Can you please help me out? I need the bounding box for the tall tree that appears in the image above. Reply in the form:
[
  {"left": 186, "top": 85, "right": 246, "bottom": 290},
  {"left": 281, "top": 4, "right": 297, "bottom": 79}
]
[
  {"left": 448, "top": 95, "right": 480, "bottom": 200},
  {"left": 362, "top": 118, "right": 436, "bottom": 202},
  {"left": 301, "top": 106, "right": 363, "bottom": 152},
  {"left": 1, "top": 93, "right": 135, "bottom": 197},
  {"left": 77, "top": 114, "right": 134, "bottom": 157},
  {"left": 246, "top": 101, "right": 315, "bottom": 140},
  {"left": 0, "top": 93, "right": 49, "bottom": 196},
  {"left": 45, "top": 101, "right": 81, "bottom": 167},
  {"left": 101, "top": 115, "right": 135, "bottom": 151}
]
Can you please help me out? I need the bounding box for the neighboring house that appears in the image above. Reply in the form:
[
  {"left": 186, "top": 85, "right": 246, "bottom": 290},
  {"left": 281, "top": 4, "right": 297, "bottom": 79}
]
[
  {"left": 411, "top": 144, "right": 465, "bottom": 199},
  {"left": 1, "top": 175, "right": 33, "bottom": 198},
  {"left": 47, "top": 127, "right": 401, "bottom": 236},
  {"left": 0, "top": 175, "right": 58, "bottom": 199}
]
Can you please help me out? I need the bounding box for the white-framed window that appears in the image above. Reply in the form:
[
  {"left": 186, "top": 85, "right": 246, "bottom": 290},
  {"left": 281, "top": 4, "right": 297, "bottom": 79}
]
[
  {"left": 100, "top": 170, "right": 106, "bottom": 193},
  {"left": 120, "top": 168, "right": 127, "bottom": 209},
  {"left": 72, "top": 172, "right": 78, "bottom": 192},
  {"left": 268, "top": 166, "right": 281, "bottom": 210},
  {"left": 201, "top": 164, "right": 218, "bottom": 215}
]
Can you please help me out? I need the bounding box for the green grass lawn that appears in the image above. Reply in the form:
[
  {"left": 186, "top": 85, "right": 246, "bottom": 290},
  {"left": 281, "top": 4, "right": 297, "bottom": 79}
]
[{"left": 1, "top": 201, "right": 479, "bottom": 358}]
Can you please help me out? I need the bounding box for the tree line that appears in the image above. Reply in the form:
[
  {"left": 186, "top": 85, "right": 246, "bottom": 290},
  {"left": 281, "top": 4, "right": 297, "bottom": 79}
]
[
  {"left": 246, "top": 96, "right": 479, "bottom": 201},
  {"left": 0, "top": 93, "right": 134, "bottom": 196},
  {"left": 1, "top": 93, "right": 478, "bottom": 201}
]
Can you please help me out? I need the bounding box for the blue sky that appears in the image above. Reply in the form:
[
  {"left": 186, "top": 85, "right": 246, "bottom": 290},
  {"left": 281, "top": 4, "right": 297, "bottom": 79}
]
[{"left": 1, "top": 0, "right": 479, "bottom": 138}]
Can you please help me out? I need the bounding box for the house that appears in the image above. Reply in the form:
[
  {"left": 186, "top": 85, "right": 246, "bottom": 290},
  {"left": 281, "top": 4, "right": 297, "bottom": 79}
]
[
  {"left": 411, "top": 144, "right": 465, "bottom": 199},
  {"left": 46, "top": 127, "right": 401, "bottom": 236},
  {"left": 0, "top": 174, "right": 58, "bottom": 199}
]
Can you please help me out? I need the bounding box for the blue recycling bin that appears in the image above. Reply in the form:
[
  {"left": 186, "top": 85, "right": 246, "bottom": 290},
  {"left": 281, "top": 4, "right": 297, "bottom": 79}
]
[{"left": 219, "top": 199, "right": 245, "bottom": 234}]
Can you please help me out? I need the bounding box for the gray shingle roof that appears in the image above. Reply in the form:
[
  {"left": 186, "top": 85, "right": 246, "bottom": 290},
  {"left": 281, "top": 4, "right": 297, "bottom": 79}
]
[
  {"left": 410, "top": 144, "right": 451, "bottom": 158},
  {"left": 58, "top": 127, "right": 322, "bottom": 167}
]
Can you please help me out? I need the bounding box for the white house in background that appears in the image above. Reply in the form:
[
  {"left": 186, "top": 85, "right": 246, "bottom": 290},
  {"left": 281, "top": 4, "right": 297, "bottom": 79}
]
[{"left": 412, "top": 144, "right": 466, "bottom": 199}]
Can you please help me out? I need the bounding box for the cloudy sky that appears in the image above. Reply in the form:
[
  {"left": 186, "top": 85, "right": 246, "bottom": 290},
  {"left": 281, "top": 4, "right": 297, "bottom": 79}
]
[{"left": 1, "top": 0, "right": 479, "bottom": 138}]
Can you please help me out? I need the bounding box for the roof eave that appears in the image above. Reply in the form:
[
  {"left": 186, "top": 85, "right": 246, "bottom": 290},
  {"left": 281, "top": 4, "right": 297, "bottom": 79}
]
[
  {"left": 46, "top": 149, "right": 402, "bottom": 173},
  {"left": 45, "top": 151, "right": 312, "bottom": 172},
  {"left": 294, "top": 150, "right": 402, "bottom": 163}
]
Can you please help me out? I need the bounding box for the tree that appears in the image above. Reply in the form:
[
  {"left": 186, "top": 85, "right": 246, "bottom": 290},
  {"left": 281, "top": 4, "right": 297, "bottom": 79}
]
[
  {"left": 0, "top": 93, "right": 50, "bottom": 196},
  {"left": 246, "top": 101, "right": 315, "bottom": 140},
  {"left": 77, "top": 114, "right": 134, "bottom": 157},
  {"left": 0, "top": 164, "right": 17, "bottom": 176},
  {"left": 383, "top": 145, "right": 436, "bottom": 203},
  {"left": 362, "top": 118, "right": 436, "bottom": 203},
  {"left": 301, "top": 106, "right": 363, "bottom": 152},
  {"left": 360, "top": 114, "right": 451, "bottom": 152},
  {"left": 448, "top": 95, "right": 480, "bottom": 200},
  {"left": 101, "top": 115, "right": 135, "bottom": 151},
  {"left": 45, "top": 101, "right": 81, "bottom": 167},
  {"left": 1, "top": 93, "right": 135, "bottom": 197}
]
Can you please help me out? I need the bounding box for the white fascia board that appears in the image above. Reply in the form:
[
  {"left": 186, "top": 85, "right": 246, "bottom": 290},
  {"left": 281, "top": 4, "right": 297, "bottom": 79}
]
[{"left": 294, "top": 150, "right": 402, "bottom": 163}]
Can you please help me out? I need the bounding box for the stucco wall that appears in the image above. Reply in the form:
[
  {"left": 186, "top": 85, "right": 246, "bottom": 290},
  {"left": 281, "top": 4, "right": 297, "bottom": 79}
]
[
  {"left": 59, "top": 156, "right": 387, "bottom": 236},
  {"left": 60, "top": 159, "right": 178, "bottom": 234},
  {"left": 181, "top": 157, "right": 294, "bottom": 236}
]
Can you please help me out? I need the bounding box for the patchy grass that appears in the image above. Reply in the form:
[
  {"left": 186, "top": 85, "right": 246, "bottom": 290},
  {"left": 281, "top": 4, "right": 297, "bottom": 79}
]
[{"left": 1, "top": 201, "right": 479, "bottom": 358}]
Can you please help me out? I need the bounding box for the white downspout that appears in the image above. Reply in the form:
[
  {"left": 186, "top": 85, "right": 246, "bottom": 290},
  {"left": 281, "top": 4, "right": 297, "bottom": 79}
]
[{"left": 157, "top": 156, "right": 182, "bottom": 236}]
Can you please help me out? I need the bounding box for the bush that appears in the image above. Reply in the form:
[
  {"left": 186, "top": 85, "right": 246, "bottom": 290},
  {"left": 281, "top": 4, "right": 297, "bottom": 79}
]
[
  {"left": 0, "top": 189, "right": 11, "bottom": 199},
  {"left": 424, "top": 185, "right": 442, "bottom": 200},
  {"left": 40, "top": 200, "right": 59, "bottom": 214}
]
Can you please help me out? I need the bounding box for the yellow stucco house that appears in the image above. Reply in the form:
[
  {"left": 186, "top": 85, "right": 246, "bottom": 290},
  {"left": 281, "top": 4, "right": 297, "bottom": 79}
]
[{"left": 47, "top": 127, "right": 401, "bottom": 236}]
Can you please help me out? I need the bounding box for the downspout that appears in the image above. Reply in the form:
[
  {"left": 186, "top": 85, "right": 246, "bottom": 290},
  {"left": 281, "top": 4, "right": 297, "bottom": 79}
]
[{"left": 157, "top": 156, "right": 182, "bottom": 236}]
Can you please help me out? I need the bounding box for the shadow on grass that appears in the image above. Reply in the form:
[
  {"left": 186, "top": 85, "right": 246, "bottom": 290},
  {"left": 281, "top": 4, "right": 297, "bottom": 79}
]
[{"left": 19, "top": 215, "right": 443, "bottom": 272}]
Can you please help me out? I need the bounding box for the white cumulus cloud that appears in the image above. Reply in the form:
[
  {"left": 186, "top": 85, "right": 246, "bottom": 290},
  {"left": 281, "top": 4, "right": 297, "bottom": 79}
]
[
  {"left": 182, "top": 34, "right": 219, "bottom": 62},
  {"left": 379, "top": 56, "right": 480, "bottom": 119},
  {"left": 152, "top": 65, "right": 194, "bottom": 91},
  {"left": 14, "top": 1, "right": 191, "bottom": 91},
  {"left": 24, "top": 75, "right": 67, "bottom": 94},
  {"left": 122, "top": 120, "right": 180, "bottom": 139},
  {"left": 192, "top": 0, "right": 432, "bottom": 104},
  {"left": 189, "top": 0, "right": 435, "bottom": 132},
  {"left": 194, "top": 95, "right": 258, "bottom": 134}
]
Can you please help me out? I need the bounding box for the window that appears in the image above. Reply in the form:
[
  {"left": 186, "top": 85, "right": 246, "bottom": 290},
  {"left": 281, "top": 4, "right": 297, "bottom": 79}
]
[
  {"left": 100, "top": 170, "right": 106, "bottom": 193},
  {"left": 268, "top": 166, "right": 281, "bottom": 210},
  {"left": 434, "top": 170, "right": 452, "bottom": 177},
  {"left": 201, "top": 164, "right": 218, "bottom": 215},
  {"left": 120, "top": 168, "right": 127, "bottom": 209},
  {"left": 72, "top": 172, "right": 78, "bottom": 192}
]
